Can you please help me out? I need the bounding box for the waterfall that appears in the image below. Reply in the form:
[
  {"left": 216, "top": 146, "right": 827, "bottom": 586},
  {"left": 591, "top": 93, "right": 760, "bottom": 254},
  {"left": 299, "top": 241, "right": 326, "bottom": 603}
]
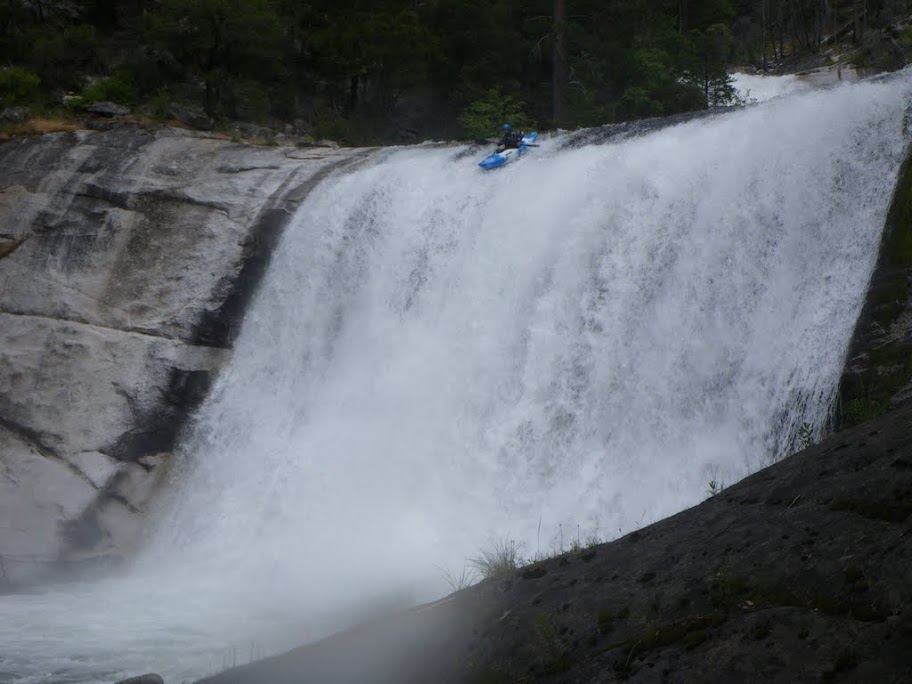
[{"left": 1, "top": 72, "right": 910, "bottom": 684}]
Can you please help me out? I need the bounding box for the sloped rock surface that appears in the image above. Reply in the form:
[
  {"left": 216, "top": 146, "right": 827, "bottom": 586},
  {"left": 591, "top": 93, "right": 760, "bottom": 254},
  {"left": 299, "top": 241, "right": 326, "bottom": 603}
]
[
  {"left": 0, "top": 127, "right": 372, "bottom": 587},
  {"left": 197, "top": 402, "right": 912, "bottom": 684}
]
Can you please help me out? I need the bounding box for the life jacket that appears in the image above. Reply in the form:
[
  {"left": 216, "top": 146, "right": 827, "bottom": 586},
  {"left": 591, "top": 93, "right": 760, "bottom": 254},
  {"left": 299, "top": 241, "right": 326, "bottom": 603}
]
[{"left": 502, "top": 130, "right": 523, "bottom": 148}]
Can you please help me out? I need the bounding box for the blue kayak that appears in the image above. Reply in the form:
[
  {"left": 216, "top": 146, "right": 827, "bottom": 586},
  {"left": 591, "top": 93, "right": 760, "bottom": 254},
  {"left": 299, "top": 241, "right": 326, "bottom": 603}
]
[{"left": 478, "top": 132, "right": 538, "bottom": 169}]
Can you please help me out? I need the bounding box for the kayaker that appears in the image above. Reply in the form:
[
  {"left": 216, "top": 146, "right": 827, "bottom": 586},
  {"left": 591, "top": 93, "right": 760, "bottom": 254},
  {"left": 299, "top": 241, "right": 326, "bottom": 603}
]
[{"left": 497, "top": 123, "right": 524, "bottom": 151}]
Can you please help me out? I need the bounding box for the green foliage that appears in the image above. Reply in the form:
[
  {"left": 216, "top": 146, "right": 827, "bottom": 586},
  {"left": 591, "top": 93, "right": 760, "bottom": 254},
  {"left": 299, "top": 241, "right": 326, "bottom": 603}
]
[
  {"left": 149, "top": 90, "right": 172, "bottom": 120},
  {"left": 706, "top": 465, "right": 725, "bottom": 497},
  {"left": 631, "top": 49, "right": 674, "bottom": 91},
  {"left": 457, "top": 88, "right": 534, "bottom": 140},
  {"left": 148, "top": 0, "right": 285, "bottom": 117},
  {"left": 597, "top": 605, "right": 630, "bottom": 634},
  {"left": 842, "top": 396, "right": 888, "bottom": 426},
  {"left": 0, "top": 67, "right": 40, "bottom": 106},
  {"left": 679, "top": 24, "right": 737, "bottom": 108},
  {"left": 850, "top": 31, "right": 907, "bottom": 72},
  {"left": 521, "top": 561, "right": 547, "bottom": 579},
  {"left": 617, "top": 87, "right": 664, "bottom": 121},
  {"left": 29, "top": 23, "right": 102, "bottom": 89},
  {"left": 2, "top": 0, "right": 908, "bottom": 141},
  {"left": 313, "top": 104, "right": 360, "bottom": 144},
  {"left": 81, "top": 73, "right": 135, "bottom": 106},
  {"left": 796, "top": 422, "right": 814, "bottom": 450}
]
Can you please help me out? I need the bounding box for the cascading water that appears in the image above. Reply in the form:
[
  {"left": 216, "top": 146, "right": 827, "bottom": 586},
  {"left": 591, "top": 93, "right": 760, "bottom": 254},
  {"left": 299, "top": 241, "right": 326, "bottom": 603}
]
[{"left": 1, "top": 73, "right": 910, "bottom": 684}]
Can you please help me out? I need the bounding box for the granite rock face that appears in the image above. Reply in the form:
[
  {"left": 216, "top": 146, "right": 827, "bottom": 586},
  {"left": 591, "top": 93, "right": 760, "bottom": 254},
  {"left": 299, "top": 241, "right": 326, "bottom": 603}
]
[{"left": 0, "top": 126, "right": 371, "bottom": 587}]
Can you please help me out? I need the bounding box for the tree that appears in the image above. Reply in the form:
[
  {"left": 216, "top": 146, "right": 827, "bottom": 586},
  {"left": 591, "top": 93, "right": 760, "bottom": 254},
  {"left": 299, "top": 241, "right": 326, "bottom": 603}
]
[
  {"left": 305, "top": 2, "right": 438, "bottom": 116},
  {"left": 681, "top": 23, "right": 736, "bottom": 107},
  {"left": 148, "top": 0, "right": 285, "bottom": 118},
  {"left": 553, "top": 0, "right": 567, "bottom": 124},
  {"left": 457, "top": 87, "right": 534, "bottom": 139}
]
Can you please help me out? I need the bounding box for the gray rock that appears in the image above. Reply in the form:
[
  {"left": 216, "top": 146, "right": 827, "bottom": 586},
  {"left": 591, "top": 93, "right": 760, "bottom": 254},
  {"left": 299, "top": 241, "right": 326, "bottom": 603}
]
[
  {"left": 86, "top": 101, "right": 130, "bottom": 117},
  {"left": 0, "top": 106, "right": 29, "bottom": 123},
  {"left": 0, "top": 126, "right": 372, "bottom": 588},
  {"left": 292, "top": 118, "right": 310, "bottom": 135},
  {"left": 235, "top": 122, "right": 272, "bottom": 140},
  {"left": 168, "top": 104, "right": 213, "bottom": 130},
  {"left": 114, "top": 675, "right": 164, "bottom": 684}
]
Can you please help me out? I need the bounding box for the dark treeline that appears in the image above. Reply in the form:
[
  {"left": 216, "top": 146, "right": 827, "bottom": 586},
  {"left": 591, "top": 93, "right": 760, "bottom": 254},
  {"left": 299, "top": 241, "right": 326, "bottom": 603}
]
[{"left": 0, "top": 0, "right": 909, "bottom": 143}]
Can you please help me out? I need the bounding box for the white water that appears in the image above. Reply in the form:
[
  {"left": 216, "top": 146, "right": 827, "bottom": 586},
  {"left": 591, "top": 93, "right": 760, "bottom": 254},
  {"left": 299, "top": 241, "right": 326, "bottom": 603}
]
[
  {"left": 2, "top": 73, "right": 911, "bottom": 684},
  {"left": 730, "top": 72, "right": 812, "bottom": 103}
]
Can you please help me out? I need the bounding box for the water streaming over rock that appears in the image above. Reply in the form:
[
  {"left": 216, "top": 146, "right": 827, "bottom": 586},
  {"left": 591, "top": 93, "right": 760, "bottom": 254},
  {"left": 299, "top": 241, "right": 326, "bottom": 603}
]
[{"left": 1, "top": 72, "right": 910, "bottom": 684}]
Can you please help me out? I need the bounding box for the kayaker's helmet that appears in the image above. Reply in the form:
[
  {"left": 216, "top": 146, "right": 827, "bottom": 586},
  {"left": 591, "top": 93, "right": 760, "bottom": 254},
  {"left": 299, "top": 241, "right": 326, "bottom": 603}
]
[{"left": 503, "top": 123, "right": 511, "bottom": 131}]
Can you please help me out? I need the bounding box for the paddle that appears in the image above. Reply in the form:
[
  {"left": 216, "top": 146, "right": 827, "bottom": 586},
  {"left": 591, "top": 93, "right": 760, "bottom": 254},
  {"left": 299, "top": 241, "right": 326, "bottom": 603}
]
[{"left": 473, "top": 139, "right": 540, "bottom": 147}]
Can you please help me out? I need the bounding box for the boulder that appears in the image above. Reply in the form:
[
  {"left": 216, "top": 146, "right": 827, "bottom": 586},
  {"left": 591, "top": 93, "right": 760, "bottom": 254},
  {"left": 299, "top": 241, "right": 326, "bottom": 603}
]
[
  {"left": 86, "top": 101, "right": 130, "bottom": 117},
  {"left": 167, "top": 104, "right": 213, "bottom": 131},
  {"left": 0, "top": 106, "right": 30, "bottom": 123}
]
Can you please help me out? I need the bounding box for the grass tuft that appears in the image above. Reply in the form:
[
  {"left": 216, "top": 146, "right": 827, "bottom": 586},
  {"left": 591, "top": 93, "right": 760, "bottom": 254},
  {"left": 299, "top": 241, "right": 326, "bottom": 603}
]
[
  {"left": 439, "top": 564, "right": 479, "bottom": 593},
  {"left": 469, "top": 539, "right": 522, "bottom": 579}
]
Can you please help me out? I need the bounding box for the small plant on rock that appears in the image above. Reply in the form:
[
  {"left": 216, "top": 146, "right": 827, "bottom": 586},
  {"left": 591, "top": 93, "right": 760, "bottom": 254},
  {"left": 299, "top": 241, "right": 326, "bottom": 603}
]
[
  {"left": 439, "top": 564, "right": 478, "bottom": 593},
  {"left": 469, "top": 538, "right": 522, "bottom": 579},
  {"left": 797, "top": 421, "right": 814, "bottom": 450},
  {"left": 706, "top": 465, "right": 725, "bottom": 497}
]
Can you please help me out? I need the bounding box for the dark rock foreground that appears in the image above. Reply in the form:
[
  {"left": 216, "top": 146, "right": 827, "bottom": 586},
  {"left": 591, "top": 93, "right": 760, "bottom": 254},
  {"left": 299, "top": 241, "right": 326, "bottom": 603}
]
[
  {"left": 115, "top": 675, "right": 164, "bottom": 684},
  {"left": 195, "top": 401, "right": 912, "bottom": 683}
]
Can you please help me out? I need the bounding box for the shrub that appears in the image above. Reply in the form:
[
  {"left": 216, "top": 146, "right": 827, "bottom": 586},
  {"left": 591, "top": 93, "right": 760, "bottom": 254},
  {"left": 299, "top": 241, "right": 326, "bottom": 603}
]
[
  {"left": 149, "top": 90, "right": 171, "bottom": 120},
  {"left": 0, "top": 67, "right": 40, "bottom": 107},
  {"left": 81, "top": 72, "right": 135, "bottom": 106},
  {"left": 617, "top": 87, "right": 663, "bottom": 120}
]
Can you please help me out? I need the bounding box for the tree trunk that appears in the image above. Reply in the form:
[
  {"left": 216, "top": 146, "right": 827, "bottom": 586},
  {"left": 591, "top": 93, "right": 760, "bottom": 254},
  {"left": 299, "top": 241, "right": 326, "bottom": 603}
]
[
  {"left": 553, "top": 0, "right": 567, "bottom": 125},
  {"left": 205, "top": 77, "right": 216, "bottom": 118},
  {"left": 853, "top": 0, "right": 865, "bottom": 42}
]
